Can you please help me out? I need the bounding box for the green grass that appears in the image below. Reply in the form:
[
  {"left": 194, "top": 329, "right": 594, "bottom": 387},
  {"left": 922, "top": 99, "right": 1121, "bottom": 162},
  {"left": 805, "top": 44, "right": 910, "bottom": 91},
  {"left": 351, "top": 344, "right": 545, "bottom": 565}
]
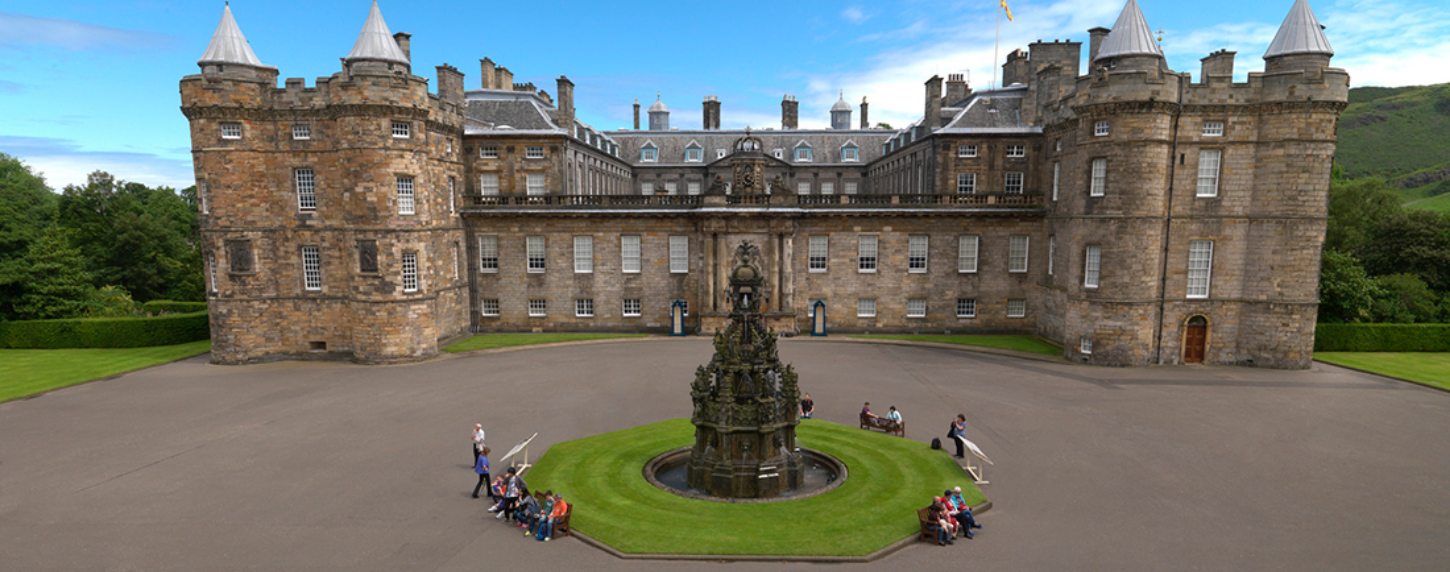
[
  {"left": 1338, "top": 83, "right": 1450, "bottom": 179},
  {"left": 848, "top": 334, "right": 1061, "bottom": 356},
  {"left": 0, "top": 340, "right": 212, "bottom": 403},
  {"left": 1315, "top": 352, "right": 1450, "bottom": 391},
  {"left": 525, "top": 418, "right": 985, "bottom": 556},
  {"left": 442, "top": 333, "right": 648, "bottom": 353}
]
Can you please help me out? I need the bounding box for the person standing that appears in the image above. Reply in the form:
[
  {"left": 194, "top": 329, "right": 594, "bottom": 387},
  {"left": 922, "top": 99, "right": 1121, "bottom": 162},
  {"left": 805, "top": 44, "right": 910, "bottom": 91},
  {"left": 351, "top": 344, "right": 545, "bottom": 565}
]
[
  {"left": 497, "top": 467, "right": 523, "bottom": 520},
  {"left": 471, "top": 447, "right": 491, "bottom": 498},
  {"left": 799, "top": 393, "right": 814, "bottom": 419},
  {"left": 472, "top": 423, "right": 486, "bottom": 465},
  {"left": 949, "top": 414, "right": 967, "bottom": 458}
]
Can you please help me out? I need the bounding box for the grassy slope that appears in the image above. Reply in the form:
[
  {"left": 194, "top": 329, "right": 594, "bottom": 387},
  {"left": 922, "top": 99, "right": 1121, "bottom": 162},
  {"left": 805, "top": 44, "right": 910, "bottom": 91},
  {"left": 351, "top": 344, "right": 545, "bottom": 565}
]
[
  {"left": 442, "top": 333, "right": 647, "bottom": 353},
  {"left": 525, "top": 418, "right": 985, "bottom": 556},
  {"left": 1315, "top": 353, "right": 1450, "bottom": 391},
  {"left": 0, "top": 340, "right": 212, "bottom": 403},
  {"left": 849, "top": 334, "right": 1061, "bottom": 356},
  {"left": 1337, "top": 84, "right": 1450, "bottom": 180}
]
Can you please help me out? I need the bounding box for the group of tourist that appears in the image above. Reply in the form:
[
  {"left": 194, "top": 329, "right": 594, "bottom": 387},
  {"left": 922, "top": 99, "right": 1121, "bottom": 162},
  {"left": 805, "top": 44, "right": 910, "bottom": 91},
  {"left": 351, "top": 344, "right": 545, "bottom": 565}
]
[
  {"left": 928, "top": 486, "right": 983, "bottom": 545},
  {"left": 470, "top": 423, "right": 568, "bottom": 542}
]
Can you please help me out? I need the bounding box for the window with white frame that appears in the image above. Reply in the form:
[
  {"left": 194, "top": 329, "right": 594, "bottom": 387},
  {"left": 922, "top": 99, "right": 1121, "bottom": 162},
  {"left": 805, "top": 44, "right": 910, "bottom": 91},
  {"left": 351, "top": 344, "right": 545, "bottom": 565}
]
[
  {"left": 858, "top": 235, "right": 877, "bottom": 272},
  {"left": 956, "top": 298, "right": 976, "bottom": 318},
  {"left": 528, "top": 299, "right": 547, "bottom": 317},
  {"left": 1006, "top": 299, "right": 1026, "bottom": 318},
  {"left": 857, "top": 299, "right": 877, "bottom": 318},
  {"left": 1084, "top": 245, "right": 1101, "bottom": 288},
  {"left": 957, "top": 172, "right": 976, "bottom": 194},
  {"left": 526, "top": 236, "right": 545, "bottom": 273},
  {"left": 447, "top": 139, "right": 452, "bottom": 155},
  {"left": 808, "top": 298, "right": 823, "bottom": 317},
  {"left": 717, "top": 149, "right": 727, "bottom": 159},
  {"left": 796, "top": 146, "right": 812, "bottom": 162},
  {"left": 621, "top": 235, "right": 641, "bottom": 273},
  {"left": 908, "top": 235, "right": 928, "bottom": 273},
  {"left": 480, "top": 173, "right": 500, "bottom": 196},
  {"left": 448, "top": 177, "right": 455, "bottom": 214},
  {"left": 1094, "top": 121, "right": 1110, "bottom": 137},
  {"left": 1048, "top": 236, "right": 1056, "bottom": 275},
  {"left": 208, "top": 253, "right": 217, "bottom": 294},
  {"left": 687, "top": 181, "right": 701, "bottom": 195},
  {"left": 809, "top": 236, "right": 828, "bottom": 272},
  {"left": 641, "top": 146, "right": 657, "bottom": 162},
  {"left": 797, "top": 182, "right": 811, "bottom": 194},
  {"left": 1052, "top": 162, "right": 1060, "bottom": 201},
  {"left": 480, "top": 144, "right": 498, "bottom": 158},
  {"left": 686, "top": 147, "right": 702, "bottom": 162},
  {"left": 958, "top": 144, "right": 978, "bottom": 158},
  {"left": 300, "top": 246, "right": 321, "bottom": 290},
  {"left": 664, "top": 182, "right": 677, "bottom": 195},
  {"left": 820, "top": 182, "right": 835, "bottom": 195},
  {"left": 526, "top": 173, "right": 546, "bottom": 196},
  {"left": 574, "top": 236, "right": 593, "bottom": 273},
  {"left": 773, "top": 149, "right": 784, "bottom": 160},
  {"left": 576, "top": 298, "right": 594, "bottom": 317},
  {"left": 1005, "top": 172, "right": 1024, "bottom": 194},
  {"left": 1080, "top": 336, "right": 1093, "bottom": 354},
  {"left": 1197, "top": 150, "right": 1222, "bottom": 197},
  {"left": 907, "top": 298, "right": 927, "bottom": 318},
  {"left": 1006, "top": 144, "right": 1025, "bottom": 158},
  {"left": 452, "top": 242, "right": 460, "bottom": 280},
  {"left": 1056, "top": 140, "right": 1062, "bottom": 152},
  {"left": 401, "top": 252, "right": 418, "bottom": 292},
  {"left": 292, "top": 124, "right": 310, "bottom": 140},
  {"left": 478, "top": 236, "right": 498, "bottom": 273},
  {"left": 641, "top": 182, "right": 654, "bottom": 195},
  {"left": 1187, "top": 240, "right": 1214, "bottom": 298},
  {"left": 1090, "top": 158, "right": 1106, "bottom": 197},
  {"left": 295, "top": 169, "right": 316, "bottom": 210},
  {"left": 220, "top": 123, "right": 241, "bottom": 139},
  {"left": 396, "top": 176, "right": 415, "bottom": 214},
  {"left": 198, "top": 181, "right": 208, "bottom": 214},
  {"left": 844, "top": 181, "right": 858, "bottom": 194},
  {"left": 1009, "top": 235, "right": 1029, "bottom": 273},
  {"left": 525, "top": 146, "right": 544, "bottom": 159},
  {"left": 669, "top": 236, "right": 688, "bottom": 273},
  {"left": 1202, "top": 121, "right": 1224, "bottom": 137},
  {"left": 480, "top": 298, "right": 499, "bottom": 317},
  {"left": 623, "top": 298, "right": 642, "bottom": 317},
  {"left": 391, "top": 121, "right": 410, "bottom": 138},
  {"left": 958, "top": 236, "right": 979, "bottom": 273},
  {"left": 842, "top": 146, "right": 859, "bottom": 162}
]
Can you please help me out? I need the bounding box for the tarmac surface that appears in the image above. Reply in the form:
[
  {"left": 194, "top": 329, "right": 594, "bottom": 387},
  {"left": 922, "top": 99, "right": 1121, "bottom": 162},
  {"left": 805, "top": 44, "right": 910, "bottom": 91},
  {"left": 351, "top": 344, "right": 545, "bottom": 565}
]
[{"left": 2, "top": 338, "right": 1448, "bottom": 571}]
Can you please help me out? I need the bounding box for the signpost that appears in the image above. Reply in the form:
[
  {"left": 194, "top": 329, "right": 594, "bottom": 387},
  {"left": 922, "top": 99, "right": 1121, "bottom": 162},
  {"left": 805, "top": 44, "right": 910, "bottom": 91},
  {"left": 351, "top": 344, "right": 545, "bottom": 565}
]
[
  {"left": 500, "top": 432, "right": 538, "bottom": 475},
  {"left": 956, "top": 436, "right": 994, "bottom": 484}
]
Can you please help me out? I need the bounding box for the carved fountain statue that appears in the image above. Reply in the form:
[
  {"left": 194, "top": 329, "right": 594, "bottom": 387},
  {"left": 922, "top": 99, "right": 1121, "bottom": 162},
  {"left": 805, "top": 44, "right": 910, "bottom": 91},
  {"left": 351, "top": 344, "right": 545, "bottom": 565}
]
[{"left": 686, "top": 241, "right": 804, "bottom": 498}]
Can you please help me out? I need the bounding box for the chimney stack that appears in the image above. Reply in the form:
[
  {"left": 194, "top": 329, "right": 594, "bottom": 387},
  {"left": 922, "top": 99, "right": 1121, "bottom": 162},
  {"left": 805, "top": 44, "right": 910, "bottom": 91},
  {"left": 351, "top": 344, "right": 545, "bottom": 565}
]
[
  {"left": 924, "top": 75, "right": 943, "bottom": 131},
  {"left": 781, "top": 95, "right": 798, "bottom": 129},
  {"left": 1088, "top": 27, "right": 1111, "bottom": 64},
  {"left": 703, "top": 95, "right": 721, "bottom": 130},
  {"left": 633, "top": 99, "right": 641, "bottom": 130},
  {"left": 945, "top": 74, "right": 967, "bottom": 105},
  {"left": 556, "top": 76, "right": 575, "bottom": 133},
  {"left": 479, "top": 58, "right": 495, "bottom": 89},
  {"left": 1200, "top": 50, "right": 1236, "bottom": 82},
  {"left": 860, "top": 97, "right": 869, "bottom": 129},
  {"left": 392, "top": 32, "right": 411, "bottom": 63}
]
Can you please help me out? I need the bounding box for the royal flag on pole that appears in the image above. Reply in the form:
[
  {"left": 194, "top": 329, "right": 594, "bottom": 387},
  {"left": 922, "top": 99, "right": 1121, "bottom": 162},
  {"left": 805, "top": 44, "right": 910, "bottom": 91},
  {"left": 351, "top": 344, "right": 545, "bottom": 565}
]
[{"left": 1001, "top": 0, "right": 1014, "bottom": 21}]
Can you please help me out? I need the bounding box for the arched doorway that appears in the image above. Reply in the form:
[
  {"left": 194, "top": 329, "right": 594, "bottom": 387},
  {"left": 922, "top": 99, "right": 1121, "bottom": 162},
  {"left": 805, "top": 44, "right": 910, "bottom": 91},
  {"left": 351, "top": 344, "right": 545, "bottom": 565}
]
[{"left": 1184, "top": 316, "right": 1208, "bottom": 363}]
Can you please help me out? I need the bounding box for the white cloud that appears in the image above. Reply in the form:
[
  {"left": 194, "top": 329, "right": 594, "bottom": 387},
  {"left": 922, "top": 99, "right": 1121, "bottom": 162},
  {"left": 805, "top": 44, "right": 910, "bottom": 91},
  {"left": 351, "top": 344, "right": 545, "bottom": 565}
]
[
  {"left": 843, "top": 7, "right": 871, "bottom": 25},
  {"left": 0, "top": 136, "right": 193, "bottom": 190},
  {"left": 0, "top": 12, "right": 172, "bottom": 51}
]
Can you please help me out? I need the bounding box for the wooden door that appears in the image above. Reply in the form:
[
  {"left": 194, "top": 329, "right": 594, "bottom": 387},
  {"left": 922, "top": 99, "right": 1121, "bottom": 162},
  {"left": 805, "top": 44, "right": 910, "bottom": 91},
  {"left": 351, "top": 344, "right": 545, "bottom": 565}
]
[{"left": 1184, "top": 323, "right": 1207, "bottom": 363}]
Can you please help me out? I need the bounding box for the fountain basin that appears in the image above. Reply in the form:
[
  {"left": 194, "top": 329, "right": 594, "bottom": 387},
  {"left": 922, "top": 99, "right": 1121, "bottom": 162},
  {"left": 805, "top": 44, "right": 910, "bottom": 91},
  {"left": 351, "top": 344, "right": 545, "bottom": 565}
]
[{"left": 644, "top": 446, "right": 847, "bottom": 503}]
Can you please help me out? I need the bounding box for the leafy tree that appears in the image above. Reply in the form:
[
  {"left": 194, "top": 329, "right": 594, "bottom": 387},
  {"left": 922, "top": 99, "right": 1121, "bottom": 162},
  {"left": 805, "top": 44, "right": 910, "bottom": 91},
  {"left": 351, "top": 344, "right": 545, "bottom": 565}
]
[
  {"left": 0, "top": 153, "right": 57, "bottom": 319},
  {"left": 86, "top": 285, "right": 142, "bottom": 317},
  {"left": 1358, "top": 209, "right": 1450, "bottom": 292},
  {"left": 1317, "top": 249, "right": 1380, "bottom": 323},
  {"left": 1370, "top": 273, "right": 1441, "bottom": 323},
  {"left": 56, "top": 172, "right": 203, "bottom": 302},
  {"left": 8, "top": 227, "right": 95, "bottom": 320},
  {"left": 874, "top": 122, "right": 893, "bottom": 129},
  {"left": 1325, "top": 177, "right": 1402, "bottom": 253}
]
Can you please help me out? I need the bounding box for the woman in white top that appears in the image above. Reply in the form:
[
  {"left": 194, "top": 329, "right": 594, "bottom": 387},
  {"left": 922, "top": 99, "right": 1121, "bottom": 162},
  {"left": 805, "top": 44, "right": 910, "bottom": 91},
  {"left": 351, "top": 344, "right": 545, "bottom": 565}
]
[{"left": 472, "top": 423, "right": 486, "bottom": 464}]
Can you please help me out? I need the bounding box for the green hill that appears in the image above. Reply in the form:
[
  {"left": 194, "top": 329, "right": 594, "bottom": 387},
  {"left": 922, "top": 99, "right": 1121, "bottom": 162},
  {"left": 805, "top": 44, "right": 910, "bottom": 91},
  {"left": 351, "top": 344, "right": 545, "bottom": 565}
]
[{"left": 1336, "top": 83, "right": 1450, "bottom": 210}]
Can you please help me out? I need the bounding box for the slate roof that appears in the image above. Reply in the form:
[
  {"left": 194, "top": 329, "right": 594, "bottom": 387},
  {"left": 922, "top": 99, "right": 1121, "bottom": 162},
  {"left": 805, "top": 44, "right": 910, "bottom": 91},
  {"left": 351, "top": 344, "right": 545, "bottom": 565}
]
[
  {"left": 462, "top": 89, "right": 622, "bottom": 154},
  {"left": 197, "top": 4, "right": 271, "bottom": 68},
  {"left": 609, "top": 129, "right": 893, "bottom": 167},
  {"left": 937, "top": 86, "right": 1038, "bottom": 134},
  {"left": 1264, "top": 0, "right": 1334, "bottom": 58},
  {"left": 1094, "top": 0, "right": 1163, "bottom": 62},
  {"left": 345, "top": 0, "right": 410, "bottom": 65}
]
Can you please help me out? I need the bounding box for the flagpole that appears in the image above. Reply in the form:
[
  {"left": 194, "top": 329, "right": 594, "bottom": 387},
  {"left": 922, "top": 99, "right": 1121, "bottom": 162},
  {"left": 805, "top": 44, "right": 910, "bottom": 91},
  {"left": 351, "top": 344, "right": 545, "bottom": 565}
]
[{"left": 993, "top": 4, "right": 1000, "bottom": 90}]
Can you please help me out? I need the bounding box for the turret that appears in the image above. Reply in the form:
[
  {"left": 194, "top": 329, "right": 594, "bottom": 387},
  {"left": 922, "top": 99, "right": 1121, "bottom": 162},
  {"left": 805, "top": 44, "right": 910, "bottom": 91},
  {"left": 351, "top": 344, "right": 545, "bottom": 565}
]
[
  {"left": 1263, "top": 0, "right": 1334, "bottom": 74},
  {"left": 648, "top": 95, "right": 670, "bottom": 131},
  {"left": 1093, "top": 0, "right": 1163, "bottom": 73},
  {"left": 830, "top": 92, "right": 852, "bottom": 130},
  {"left": 344, "top": 0, "right": 411, "bottom": 75},
  {"left": 196, "top": 3, "right": 276, "bottom": 81}
]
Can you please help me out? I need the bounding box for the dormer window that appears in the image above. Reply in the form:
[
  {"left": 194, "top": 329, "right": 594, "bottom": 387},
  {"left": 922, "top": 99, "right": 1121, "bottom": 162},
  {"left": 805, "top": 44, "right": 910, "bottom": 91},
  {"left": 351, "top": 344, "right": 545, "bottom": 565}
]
[
  {"left": 795, "top": 143, "right": 812, "bottom": 162},
  {"left": 641, "top": 145, "right": 657, "bottom": 162},
  {"left": 685, "top": 143, "right": 702, "bottom": 162},
  {"left": 391, "top": 121, "right": 410, "bottom": 138},
  {"left": 841, "top": 143, "right": 859, "bottom": 162}
]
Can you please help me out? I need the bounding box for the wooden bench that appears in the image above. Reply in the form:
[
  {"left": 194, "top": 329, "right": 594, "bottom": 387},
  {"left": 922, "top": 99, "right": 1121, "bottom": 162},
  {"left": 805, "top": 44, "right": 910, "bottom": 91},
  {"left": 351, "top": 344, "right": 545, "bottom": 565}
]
[
  {"left": 860, "top": 412, "right": 905, "bottom": 437},
  {"left": 917, "top": 506, "right": 943, "bottom": 543}
]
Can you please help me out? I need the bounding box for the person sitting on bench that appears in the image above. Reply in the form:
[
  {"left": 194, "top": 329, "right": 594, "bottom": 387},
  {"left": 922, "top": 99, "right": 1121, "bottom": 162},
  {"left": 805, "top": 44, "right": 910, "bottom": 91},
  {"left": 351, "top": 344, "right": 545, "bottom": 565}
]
[
  {"left": 945, "top": 488, "right": 978, "bottom": 538},
  {"left": 527, "top": 491, "right": 554, "bottom": 536},
  {"left": 931, "top": 500, "right": 956, "bottom": 545},
  {"left": 515, "top": 489, "right": 540, "bottom": 529},
  {"left": 800, "top": 393, "right": 814, "bottom": 419},
  {"left": 537, "top": 493, "right": 568, "bottom": 541},
  {"left": 886, "top": 406, "right": 902, "bottom": 424},
  {"left": 862, "top": 402, "right": 878, "bottom": 419}
]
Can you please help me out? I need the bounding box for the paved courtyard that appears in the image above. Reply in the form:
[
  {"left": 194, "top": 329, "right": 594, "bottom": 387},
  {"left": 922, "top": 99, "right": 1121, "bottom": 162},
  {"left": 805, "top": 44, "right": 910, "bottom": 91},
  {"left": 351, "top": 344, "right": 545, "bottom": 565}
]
[{"left": 1, "top": 338, "right": 1447, "bottom": 571}]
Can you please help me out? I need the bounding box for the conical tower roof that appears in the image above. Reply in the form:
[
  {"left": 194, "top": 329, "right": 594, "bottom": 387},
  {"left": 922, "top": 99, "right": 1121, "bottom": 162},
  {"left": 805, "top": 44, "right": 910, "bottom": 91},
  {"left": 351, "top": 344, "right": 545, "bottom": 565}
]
[
  {"left": 197, "top": 3, "right": 270, "bottom": 68},
  {"left": 345, "top": 0, "right": 410, "bottom": 64},
  {"left": 1094, "top": 0, "right": 1163, "bottom": 62},
  {"left": 1264, "top": 0, "right": 1334, "bottom": 58}
]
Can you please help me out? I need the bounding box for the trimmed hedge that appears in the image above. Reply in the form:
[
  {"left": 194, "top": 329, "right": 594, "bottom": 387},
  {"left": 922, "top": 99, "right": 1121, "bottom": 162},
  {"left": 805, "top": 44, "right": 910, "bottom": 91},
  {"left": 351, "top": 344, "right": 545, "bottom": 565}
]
[
  {"left": 0, "top": 312, "right": 210, "bottom": 349},
  {"left": 1315, "top": 323, "right": 1450, "bottom": 352},
  {"left": 142, "top": 300, "right": 208, "bottom": 315}
]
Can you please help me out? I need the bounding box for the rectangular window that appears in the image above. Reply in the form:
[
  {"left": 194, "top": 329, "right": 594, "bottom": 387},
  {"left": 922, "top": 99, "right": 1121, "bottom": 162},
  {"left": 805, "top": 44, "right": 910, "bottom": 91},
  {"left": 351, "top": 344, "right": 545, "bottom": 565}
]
[
  {"left": 526, "top": 173, "right": 545, "bottom": 196},
  {"left": 686, "top": 148, "right": 702, "bottom": 162},
  {"left": 908, "top": 235, "right": 928, "bottom": 273},
  {"left": 1080, "top": 336, "right": 1093, "bottom": 354},
  {"left": 679, "top": 299, "right": 689, "bottom": 316},
  {"left": 958, "top": 144, "right": 977, "bottom": 158},
  {"left": 574, "top": 236, "right": 593, "bottom": 273},
  {"left": 907, "top": 299, "right": 927, "bottom": 318},
  {"left": 956, "top": 298, "right": 976, "bottom": 318},
  {"left": 1202, "top": 121, "right": 1224, "bottom": 137},
  {"left": 478, "top": 236, "right": 498, "bottom": 273},
  {"left": 808, "top": 236, "right": 828, "bottom": 272},
  {"left": 796, "top": 147, "right": 812, "bottom": 162},
  {"left": 358, "top": 240, "right": 378, "bottom": 273},
  {"left": 1084, "top": 245, "right": 1101, "bottom": 288},
  {"left": 392, "top": 121, "right": 410, "bottom": 138},
  {"left": 528, "top": 299, "right": 547, "bottom": 317},
  {"left": 842, "top": 147, "right": 859, "bottom": 162},
  {"left": 301, "top": 246, "right": 322, "bottom": 290},
  {"left": 857, "top": 299, "right": 877, "bottom": 318},
  {"left": 858, "top": 235, "right": 878, "bottom": 273},
  {"left": 1052, "top": 162, "right": 1060, "bottom": 201},
  {"left": 621, "top": 235, "right": 641, "bottom": 273},
  {"left": 397, "top": 176, "right": 415, "bottom": 214},
  {"left": 1187, "top": 240, "right": 1214, "bottom": 298},
  {"left": 1007, "top": 299, "right": 1026, "bottom": 318},
  {"left": 1094, "top": 121, "right": 1110, "bottom": 137},
  {"left": 480, "top": 298, "right": 499, "bottom": 317},
  {"left": 295, "top": 168, "right": 316, "bottom": 210},
  {"left": 1090, "top": 158, "right": 1107, "bottom": 197},
  {"left": 820, "top": 182, "right": 835, "bottom": 195},
  {"left": 669, "top": 236, "right": 689, "bottom": 273},
  {"left": 957, "top": 172, "right": 976, "bottom": 194},
  {"left": 198, "top": 180, "right": 208, "bottom": 214},
  {"left": 220, "top": 123, "right": 241, "bottom": 139},
  {"left": 1005, "top": 172, "right": 1023, "bottom": 194},
  {"left": 480, "top": 144, "right": 499, "bottom": 158},
  {"left": 1197, "top": 150, "right": 1222, "bottom": 198},
  {"left": 453, "top": 242, "right": 460, "bottom": 280},
  {"left": 208, "top": 253, "right": 218, "bottom": 294},
  {"left": 687, "top": 182, "right": 701, "bottom": 195},
  {"left": 641, "top": 182, "right": 654, "bottom": 195},
  {"left": 526, "top": 236, "right": 545, "bottom": 273},
  {"left": 576, "top": 299, "right": 594, "bottom": 317},
  {"left": 797, "top": 182, "right": 811, "bottom": 194},
  {"left": 664, "top": 182, "right": 677, "bottom": 195},
  {"left": 623, "top": 298, "right": 642, "bottom": 317},
  {"left": 1048, "top": 236, "right": 1056, "bottom": 276},
  {"left": 641, "top": 148, "right": 657, "bottom": 162},
  {"left": 292, "top": 124, "right": 310, "bottom": 140},
  {"left": 1009, "top": 236, "right": 1029, "bottom": 273},
  {"left": 1006, "top": 144, "right": 1025, "bottom": 158},
  {"left": 958, "top": 236, "right": 979, "bottom": 273},
  {"left": 479, "top": 173, "right": 500, "bottom": 196},
  {"left": 525, "top": 146, "right": 544, "bottom": 159},
  {"left": 448, "top": 177, "right": 455, "bottom": 214},
  {"left": 401, "top": 252, "right": 418, "bottom": 292},
  {"left": 844, "top": 182, "right": 858, "bottom": 194}
]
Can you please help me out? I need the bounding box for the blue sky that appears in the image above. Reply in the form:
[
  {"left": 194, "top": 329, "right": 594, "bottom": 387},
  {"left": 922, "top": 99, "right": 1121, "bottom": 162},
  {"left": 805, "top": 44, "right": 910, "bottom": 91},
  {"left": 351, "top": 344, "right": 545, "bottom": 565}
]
[{"left": 1, "top": 0, "right": 1446, "bottom": 190}]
